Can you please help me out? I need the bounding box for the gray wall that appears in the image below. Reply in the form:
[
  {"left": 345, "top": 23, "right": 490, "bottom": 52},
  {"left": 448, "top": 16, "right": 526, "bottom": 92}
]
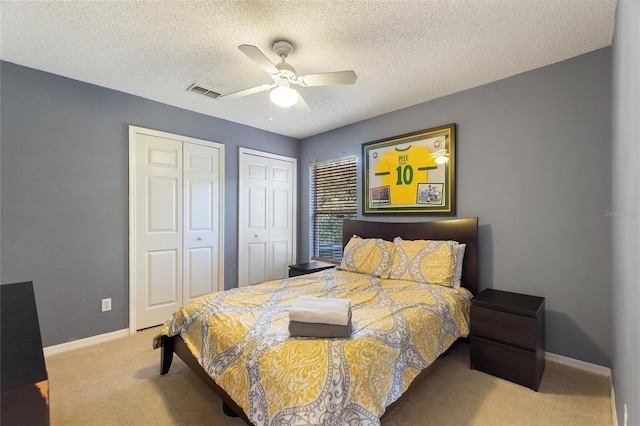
[
  {"left": 0, "top": 61, "right": 298, "bottom": 346},
  {"left": 0, "top": 46, "right": 617, "bottom": 370},
  {"left": 612, "top": 0, "right": 639, "bottom": 423},
  {"left": 299, "top": 48, "right": 612, "bottom": 367}
]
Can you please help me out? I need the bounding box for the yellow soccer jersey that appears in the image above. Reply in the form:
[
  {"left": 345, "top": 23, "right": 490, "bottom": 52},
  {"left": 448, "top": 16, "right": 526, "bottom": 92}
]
[{"left": 374, "top": 145, "right": 438, "bottom": 205}]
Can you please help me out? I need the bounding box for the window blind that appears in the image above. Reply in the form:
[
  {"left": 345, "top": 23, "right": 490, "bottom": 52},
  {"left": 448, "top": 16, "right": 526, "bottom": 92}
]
[{"left": 309, "top": 156, "right": 357, "bottom": 262}]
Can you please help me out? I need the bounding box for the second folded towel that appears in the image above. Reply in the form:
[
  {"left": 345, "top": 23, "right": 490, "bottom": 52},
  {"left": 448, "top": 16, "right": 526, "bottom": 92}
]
[
  {"left": 289, "top": 296, "right": 352, "bottom": 326},
  {"left": 289, "top": 319, "right": 351, "bottom": 338}
]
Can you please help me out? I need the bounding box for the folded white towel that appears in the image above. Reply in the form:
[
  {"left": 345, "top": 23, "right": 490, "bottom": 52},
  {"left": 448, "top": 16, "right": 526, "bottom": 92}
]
[{"left": 289, "top": 296, "right": 352, "bottom": 326}]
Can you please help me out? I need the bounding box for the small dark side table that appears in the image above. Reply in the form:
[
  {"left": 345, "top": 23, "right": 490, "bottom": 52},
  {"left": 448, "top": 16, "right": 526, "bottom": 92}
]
[
  {"left": 288, "top": 261, "right": 336, "bottom": 277},
  {"left": 470, "top": 288, "right": 545, "bottom": 391}
]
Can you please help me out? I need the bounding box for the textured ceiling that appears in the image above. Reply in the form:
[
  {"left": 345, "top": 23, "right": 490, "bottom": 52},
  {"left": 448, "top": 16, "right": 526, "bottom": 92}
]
[{"left": 1, "top": 1, "right": 616, "bottom": 139}]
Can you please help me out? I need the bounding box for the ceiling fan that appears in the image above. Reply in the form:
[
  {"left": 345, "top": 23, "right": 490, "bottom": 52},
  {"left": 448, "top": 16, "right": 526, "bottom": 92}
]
[{"left": 217, "top": 40, "right": 357, "bottom": 111}]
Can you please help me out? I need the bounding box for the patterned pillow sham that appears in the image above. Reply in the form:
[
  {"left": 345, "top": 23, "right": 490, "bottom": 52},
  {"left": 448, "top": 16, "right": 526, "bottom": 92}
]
[
  {"left": 453, "top": 243, "right": 466, "bottom": 287},
  {"left": 389, "top": 237, "right": 460, "bottom": 286},
  {"left": 340, "top": 236, "right": 396, "bottom": 278}
]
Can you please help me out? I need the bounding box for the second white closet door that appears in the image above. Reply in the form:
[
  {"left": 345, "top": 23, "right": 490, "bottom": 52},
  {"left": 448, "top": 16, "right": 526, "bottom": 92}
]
[{"left": 238, "top": 148, "right": 296, "bottom": 287}]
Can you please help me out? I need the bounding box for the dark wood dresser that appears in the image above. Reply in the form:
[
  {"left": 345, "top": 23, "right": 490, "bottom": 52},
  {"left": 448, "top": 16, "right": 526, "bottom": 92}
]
[
  {"left": 470, "top": 288, "right": 545, "bottom": 391},
  {"left": 1, "top": 281, "right": 49, "bottom": 425},
  {"left": 288, "top": 261, "right": 335, "bottom": 277}
]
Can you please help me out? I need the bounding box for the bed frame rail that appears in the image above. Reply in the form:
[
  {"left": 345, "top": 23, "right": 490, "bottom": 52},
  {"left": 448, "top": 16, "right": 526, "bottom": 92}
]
[{"left": 160, "top": 335, "right": 251, "bottom": 424}]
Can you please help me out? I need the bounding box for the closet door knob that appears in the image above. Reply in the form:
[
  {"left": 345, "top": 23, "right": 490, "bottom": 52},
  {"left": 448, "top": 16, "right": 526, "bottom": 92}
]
[{"left": 196, "top": 237, "right": 202, "bottom": 241}]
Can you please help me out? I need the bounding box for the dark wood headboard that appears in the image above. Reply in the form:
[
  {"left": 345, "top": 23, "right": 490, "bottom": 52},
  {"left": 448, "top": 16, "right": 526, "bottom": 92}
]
[{"left": 342, "top": 218, "right": 479, "bottom": 295}]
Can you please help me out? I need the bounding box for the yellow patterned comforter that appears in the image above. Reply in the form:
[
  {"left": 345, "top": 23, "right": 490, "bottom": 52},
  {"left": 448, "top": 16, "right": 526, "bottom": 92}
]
[{"left": 155, "top": 269, "right": 471, "bottom": 426}]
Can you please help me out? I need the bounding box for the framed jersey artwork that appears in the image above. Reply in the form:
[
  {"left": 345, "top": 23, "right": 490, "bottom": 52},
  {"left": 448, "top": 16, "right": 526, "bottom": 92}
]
[{"left": 362, "top": 123, "right": 456, "bottom": 214}]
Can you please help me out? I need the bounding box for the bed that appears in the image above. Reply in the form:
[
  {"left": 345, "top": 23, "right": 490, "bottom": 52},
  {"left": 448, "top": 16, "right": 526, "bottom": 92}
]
[{"left": 155, "top": 217, "right": 478, "bottom": 425}]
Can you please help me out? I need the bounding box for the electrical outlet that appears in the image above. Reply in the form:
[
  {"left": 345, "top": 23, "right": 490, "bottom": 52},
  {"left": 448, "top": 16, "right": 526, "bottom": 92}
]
[{"left": 101, "top": 298, "right": 111, "bottom": 312}]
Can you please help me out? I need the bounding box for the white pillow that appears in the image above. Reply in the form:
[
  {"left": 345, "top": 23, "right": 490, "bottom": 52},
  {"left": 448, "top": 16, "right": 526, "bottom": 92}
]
[{"left": 453, "top": 244, "right": 466, "bottom": 287}]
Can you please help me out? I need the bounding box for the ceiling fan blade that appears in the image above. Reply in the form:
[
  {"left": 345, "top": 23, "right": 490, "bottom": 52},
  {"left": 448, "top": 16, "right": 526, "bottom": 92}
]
[
  {"left": 238, "top": 44, "right": 279, "bottom": 74},
  {"left": 297, "top": 70, "right": 357, "bottom": 87},
  {"left": 294, "top": 93, "right": 312, "bottom": 113},
  {"left": 217, "top": 84, "right": 272, "bottom": 100}
]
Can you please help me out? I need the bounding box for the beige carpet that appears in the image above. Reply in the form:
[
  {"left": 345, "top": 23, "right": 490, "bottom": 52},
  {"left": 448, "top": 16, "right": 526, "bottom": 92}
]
[{"left": 45, "top": 327, "right": 612, "bottom": 425}]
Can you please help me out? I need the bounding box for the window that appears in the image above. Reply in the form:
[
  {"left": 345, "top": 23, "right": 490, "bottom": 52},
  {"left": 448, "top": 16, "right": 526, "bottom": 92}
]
[{"left": 309, "top": 156, "right": 357, "bottom": 262}]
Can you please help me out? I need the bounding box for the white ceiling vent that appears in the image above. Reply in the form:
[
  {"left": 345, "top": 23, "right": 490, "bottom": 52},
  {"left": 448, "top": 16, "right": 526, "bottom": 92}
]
[{"left": 187, "top": 83, "right": 220, "bottom": 99}]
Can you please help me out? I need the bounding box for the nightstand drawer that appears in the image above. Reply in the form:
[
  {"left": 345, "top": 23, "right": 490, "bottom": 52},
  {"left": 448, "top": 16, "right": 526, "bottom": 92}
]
[
  {"left": 470, "top": 335, "right": 539, "bottom": 390},
  {"left": 471, "top": 305, "right": 537, "bottom": 351}
]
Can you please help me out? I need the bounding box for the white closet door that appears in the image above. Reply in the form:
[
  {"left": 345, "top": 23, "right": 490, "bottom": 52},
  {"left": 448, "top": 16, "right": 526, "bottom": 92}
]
[
  {"left": 238, "top": 152, "right": 269, "bottom": 286},
  {"left": 238, "top": 148, "right": 296, "bottom": 287},
  {"left": 134, "top": 134, "right": 183, "bottom": 329},
  {"left": 130, "top": 126, "right": 225, "bottom": 332},
  {"left": 183, "top": 142, "right": 222, "bottom": 302},
  {"left": 268, "top": 158, "right": 295, "bottom": 281}
]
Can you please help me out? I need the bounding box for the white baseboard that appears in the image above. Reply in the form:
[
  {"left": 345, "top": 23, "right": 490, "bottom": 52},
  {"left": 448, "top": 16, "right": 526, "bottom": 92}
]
[
  {"left": 546, "top": 352, "right": 616, "bottom": 426},
  {"left": 611, "top": 385, "right": 619, "bottom": 426},
  {"left": 43, "top": 328, "right": 130, "bottom": 357},
  {"left": 545, "top": 351, "right": 612, "bottom": 377}
]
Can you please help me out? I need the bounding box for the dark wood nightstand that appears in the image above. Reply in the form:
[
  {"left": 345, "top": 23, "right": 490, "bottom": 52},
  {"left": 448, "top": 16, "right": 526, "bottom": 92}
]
[
  {"left": 288, "top": 261, "right": 335, "bottom": 277},
  {"left": 470, "top": 288, "right": 545, "bottom": 391}
]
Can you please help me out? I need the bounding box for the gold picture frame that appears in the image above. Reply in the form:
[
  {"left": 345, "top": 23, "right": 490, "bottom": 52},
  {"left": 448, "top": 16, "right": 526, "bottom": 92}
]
[{"left": 362, "top": 123, "right": 456, "bottom": 214}]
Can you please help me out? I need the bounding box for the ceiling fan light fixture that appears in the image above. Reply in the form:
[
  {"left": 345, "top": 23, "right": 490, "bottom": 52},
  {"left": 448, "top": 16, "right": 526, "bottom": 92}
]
[
  {"left": 217, "top": 41, "right": 356, "bottom": 111},
  {"left": 270, "top": 84, "right": 299, "bottom": 108}
]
